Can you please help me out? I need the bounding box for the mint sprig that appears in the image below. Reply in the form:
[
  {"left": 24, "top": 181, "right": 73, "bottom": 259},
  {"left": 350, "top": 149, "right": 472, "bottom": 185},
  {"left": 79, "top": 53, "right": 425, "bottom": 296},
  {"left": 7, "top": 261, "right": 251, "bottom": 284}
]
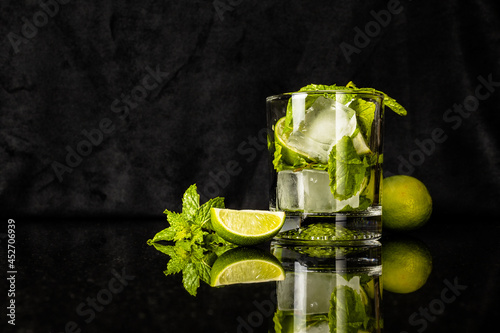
[
  {"left": 328, "top": 136, "right": 370, "bottom": 201},
  {"left": 147, "top": 184, "right": 235, "bottom": 296},
  {"left": 296, "top": 81, "right": 408, "bottom": 116}
]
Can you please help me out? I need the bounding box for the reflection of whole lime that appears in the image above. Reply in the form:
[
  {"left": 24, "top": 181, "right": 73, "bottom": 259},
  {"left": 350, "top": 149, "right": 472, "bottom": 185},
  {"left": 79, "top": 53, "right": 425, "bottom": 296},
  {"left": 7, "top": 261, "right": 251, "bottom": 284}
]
[
  {"left": 382, "top": 175, "right": 432, "bottom": 231},
  {"left": 382, "top": 238, "right": 432, "bottom": 294}
]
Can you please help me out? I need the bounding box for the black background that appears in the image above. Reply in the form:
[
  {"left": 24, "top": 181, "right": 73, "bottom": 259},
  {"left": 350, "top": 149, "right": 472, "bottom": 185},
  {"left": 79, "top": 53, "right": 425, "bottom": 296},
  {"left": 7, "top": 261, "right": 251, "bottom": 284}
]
[{"left": 1, "top": 0, "right": 500, "bottom": 217}]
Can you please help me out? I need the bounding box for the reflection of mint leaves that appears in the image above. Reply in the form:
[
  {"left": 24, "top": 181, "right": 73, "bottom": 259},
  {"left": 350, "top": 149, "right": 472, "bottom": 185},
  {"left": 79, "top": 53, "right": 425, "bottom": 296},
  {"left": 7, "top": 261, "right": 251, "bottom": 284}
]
[
  {"left": 147, "top": 184, "right": 235, "bottom": 296},
  {"left": 328, "top": 136, "right": 369, "bottom": 200},
  {"left": 272, "top": 273, "right": 381, "bottom": 333},
  {"left": 329, "top": 285, "right": 370, "bottom": 333},
  {"left": 329, "top": 273, "right": 383, "bottom": 333},
  {"left": 273, "top": 310, "right": 329, "bottom": 333}
]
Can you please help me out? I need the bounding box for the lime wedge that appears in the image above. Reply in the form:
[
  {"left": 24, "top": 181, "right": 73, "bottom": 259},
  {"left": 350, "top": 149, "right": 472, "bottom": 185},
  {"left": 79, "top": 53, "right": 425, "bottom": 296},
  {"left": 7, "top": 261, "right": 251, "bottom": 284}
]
[
  {"left": 352, "top": 131, "right": 372, "bottom": 155},
  {"left": 275, "top": 117, "right": 316, "bottom": 166},
  {"left": 210, "top": 208, "right": 285, "bottom": 246},
  {"left": 210, "top": 247, "right": 285, "bottom": 287}
]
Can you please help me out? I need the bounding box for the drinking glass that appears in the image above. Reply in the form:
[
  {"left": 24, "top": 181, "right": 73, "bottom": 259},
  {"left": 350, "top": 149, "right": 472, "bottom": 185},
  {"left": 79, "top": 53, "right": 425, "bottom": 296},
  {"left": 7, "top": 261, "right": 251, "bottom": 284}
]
[{"left": 267, "top": 90, "right": 384, "bottom": 243}]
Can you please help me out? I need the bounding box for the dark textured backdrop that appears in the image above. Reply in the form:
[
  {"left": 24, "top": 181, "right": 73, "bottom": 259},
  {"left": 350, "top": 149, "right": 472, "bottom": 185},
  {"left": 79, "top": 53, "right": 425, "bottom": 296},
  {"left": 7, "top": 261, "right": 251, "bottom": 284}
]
[{"left": 1, "top": 0, "right": 499, "bottom": 219}]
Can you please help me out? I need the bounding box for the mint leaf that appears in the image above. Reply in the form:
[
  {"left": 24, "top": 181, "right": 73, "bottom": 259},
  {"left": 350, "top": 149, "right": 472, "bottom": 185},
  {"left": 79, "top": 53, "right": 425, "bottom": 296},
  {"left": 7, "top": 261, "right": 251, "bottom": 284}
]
[
  {"left": 182, "top": 263, "right": 200, "bottom": 296},
  {"left": 328, "top": 136, "right": 369, "bottom": 200},
  {"left": 298, "top": 84, "right": 337, "bottom": 91},
  {"left": 349, "top": 98, "right": 376, "bottom": 141},
  {"left": 272, "top": 142, "right": 285, "bottom": 172},
  {"left": 204, "top": 233, "right": 237, "bottom": 255},
  {"left": 194, "top": 255, "right": 213, "bottom": 285},
  {"left": 351, "top": 87, "right": 407, "bottom": 116},
  {"left": 149, "top": 225, "right": 176, "bottom": 243},
  {"left": 148, "top": 241, "right": 175, "bottom": 256},
  {"left": 194, "top": 196, "right": 225, "bottom": 230},
  {"left": 298, "top": 83, "right": 354, "bottom": 92},
  {"left": 336, "top": 196, "right": 372, "bottom": 212},
  {"left": 189, "top": 224, "right": 206, "bottom": 246},
  {"left": 294, "top": 82, "right": 407, "bottom": 116},
  {"left": 329, "top": 285, "right": 369, "bottom": 333},
  {"left": 299, "top": 83, "right": 356, "bottom": 106},
  {"left": 272, "top": 310, "right": 285, "bottom": 333},
  {"left": 161, "top": 242, "right": 207, "bottom": 296},
  {"left": 165, "top": 246, "right": 189, "bottom": 275},
  {"left": 272, "top": 141, "right": 311, "bottom": 172},
  {"left": 171, "top": 211, "right": 193, "bottom": 241},
  {"left": 381, "top": 93, "right": 407, "bottom": 116},
  {"left": 182, "top": 184, "right": 200, "bottom": 220},
  {"left": 150, "top": 210, "right": 189, "bottom": 243}
]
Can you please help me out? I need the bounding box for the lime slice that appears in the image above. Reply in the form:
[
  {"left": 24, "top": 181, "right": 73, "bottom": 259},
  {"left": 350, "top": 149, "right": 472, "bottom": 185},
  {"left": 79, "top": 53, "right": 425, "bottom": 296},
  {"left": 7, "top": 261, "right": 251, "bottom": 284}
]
[
  {"left": 352, "top": 131, "right": 372, "bottom": 155},
  {"left": 275, "top": 117, "right": 316, "bottom": 166},
  {"left": 210, "top": 247, "right": 285, "bottom": 287},
  {"left": 210, "top": 208, "right": 286, "bottom": 246}
]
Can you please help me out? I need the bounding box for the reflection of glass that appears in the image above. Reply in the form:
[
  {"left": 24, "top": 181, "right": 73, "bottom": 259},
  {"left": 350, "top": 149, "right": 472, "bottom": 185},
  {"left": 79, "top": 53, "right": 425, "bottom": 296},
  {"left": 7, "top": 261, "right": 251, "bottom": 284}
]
[
  {"left": 267, "top": 91, "right": 384, "bottom": 242},
  {"left": 270, "top": 241, "right": 383, "bottom": 332}
]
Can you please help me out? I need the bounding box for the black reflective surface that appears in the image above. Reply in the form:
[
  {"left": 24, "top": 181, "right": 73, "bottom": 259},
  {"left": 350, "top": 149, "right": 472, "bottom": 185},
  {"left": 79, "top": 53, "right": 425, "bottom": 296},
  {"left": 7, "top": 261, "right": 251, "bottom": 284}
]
[{"left": 3, "top": 216, "right": 499, "bottom": 332}]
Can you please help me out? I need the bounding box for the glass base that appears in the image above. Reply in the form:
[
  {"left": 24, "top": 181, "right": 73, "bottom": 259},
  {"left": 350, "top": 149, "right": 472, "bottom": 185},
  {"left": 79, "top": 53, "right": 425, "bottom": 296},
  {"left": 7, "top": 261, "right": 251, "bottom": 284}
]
[{"left": 274, "top": 208, "right": 381, "bottom": 245}]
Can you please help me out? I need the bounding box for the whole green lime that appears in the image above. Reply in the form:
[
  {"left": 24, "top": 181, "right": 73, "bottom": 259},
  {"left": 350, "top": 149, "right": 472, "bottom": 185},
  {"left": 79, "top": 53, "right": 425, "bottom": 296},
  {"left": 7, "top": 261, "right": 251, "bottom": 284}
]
[
  {"left": 382, "top": 237, "right": 432, "bottom": 294},
  {"left": 382, "top": 175, "right": 432, "bottom": 231}
]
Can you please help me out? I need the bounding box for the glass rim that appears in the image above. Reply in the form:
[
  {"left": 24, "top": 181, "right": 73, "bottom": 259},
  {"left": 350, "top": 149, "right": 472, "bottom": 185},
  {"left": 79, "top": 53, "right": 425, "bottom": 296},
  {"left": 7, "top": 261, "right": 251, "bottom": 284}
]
[{"left": 266, "top": 89, "right": 385, "bottom": 101}]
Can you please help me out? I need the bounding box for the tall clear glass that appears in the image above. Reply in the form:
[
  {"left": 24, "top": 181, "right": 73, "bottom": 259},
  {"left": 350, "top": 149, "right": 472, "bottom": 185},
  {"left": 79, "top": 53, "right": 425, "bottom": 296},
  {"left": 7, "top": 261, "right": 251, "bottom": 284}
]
[{"left": 267, "top": 90, "right": 384, "bottom": 243}]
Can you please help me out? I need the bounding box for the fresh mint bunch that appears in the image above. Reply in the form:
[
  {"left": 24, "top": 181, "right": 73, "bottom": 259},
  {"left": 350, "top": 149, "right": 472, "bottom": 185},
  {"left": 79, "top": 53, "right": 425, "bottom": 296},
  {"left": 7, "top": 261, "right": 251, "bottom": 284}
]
[{"left": 147, "top": 184, "right": 235, "bottom": 296}]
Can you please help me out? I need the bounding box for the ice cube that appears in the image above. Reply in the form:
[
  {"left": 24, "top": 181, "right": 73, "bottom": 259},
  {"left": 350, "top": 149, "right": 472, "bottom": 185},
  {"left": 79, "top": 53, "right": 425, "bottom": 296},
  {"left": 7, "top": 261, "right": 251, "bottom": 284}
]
[
  {"left": 286, "top": 96, "right": 358, "bottom": 164},
  {"left": 277, "top": 271, "right": 337, "bottom": 314},
  {"left": 304, "top": 321, "right": 329, "bottom": 333},
  {"left": 277, "top": 170, "right": 304, "bottom": 211},
  {"left": 276, "top": 272, "right": 295, "bottom": 311},
  {"left": 286, "top": 131, "right": 331, "bottom": 163},
  {"left": 300, "top": 272, "right": 337, "bottom": 314},
  {"left": 280, "top": 215, "right": 301, "bottom": 232},
  {"left": 303, "top": 169, "right": 360, "bottom": 212},
  {"left": 303, "top": 169, "right": 335, "bottom": 212},
  {"left": 336, "top": 191, "right": 360, "bottom": 211}
]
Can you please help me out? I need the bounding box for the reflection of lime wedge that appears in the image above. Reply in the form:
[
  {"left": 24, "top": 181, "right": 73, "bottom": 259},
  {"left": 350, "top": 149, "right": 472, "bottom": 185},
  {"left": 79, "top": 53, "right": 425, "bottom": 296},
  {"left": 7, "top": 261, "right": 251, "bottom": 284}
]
[
  {"left": 211, "top": 208, "right": 285, "bottom": 246},
  {"left": 352, "top": 132, "right": 372, "bottom": 155},
  {"left": 361, "top": 168, "right": 377, "bottom": 202},
  {"left": 275, "top": 117, "right": 316, "bottom": 166},
  {"left": 364, "top": 278, "right": 383, "bottom": 299},
  {"left": 210, "top": 247, "right": 285, "bottom": 286}
]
